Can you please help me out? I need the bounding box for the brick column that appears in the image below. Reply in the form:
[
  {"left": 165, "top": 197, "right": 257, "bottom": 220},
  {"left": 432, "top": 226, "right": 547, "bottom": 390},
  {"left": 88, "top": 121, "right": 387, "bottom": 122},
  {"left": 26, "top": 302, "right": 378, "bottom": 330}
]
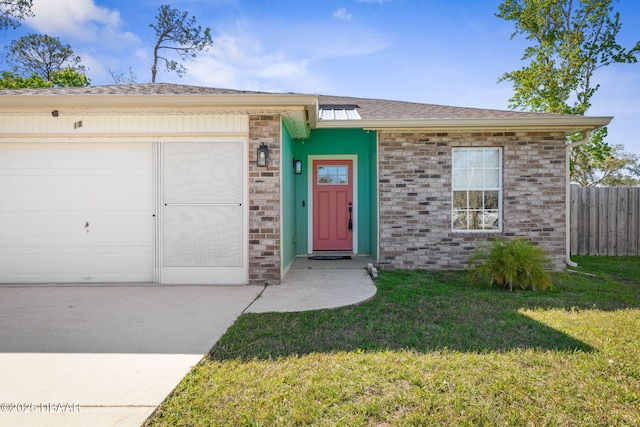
[{"left": 248, "top": 115, "right": 281, "bottom": 285}]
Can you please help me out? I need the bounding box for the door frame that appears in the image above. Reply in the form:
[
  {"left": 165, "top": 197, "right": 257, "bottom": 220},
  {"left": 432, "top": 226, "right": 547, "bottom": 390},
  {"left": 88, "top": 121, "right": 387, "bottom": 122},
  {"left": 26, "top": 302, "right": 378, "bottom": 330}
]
[{"left": 307, "top": 155, "right": 358, "bottom": 254}]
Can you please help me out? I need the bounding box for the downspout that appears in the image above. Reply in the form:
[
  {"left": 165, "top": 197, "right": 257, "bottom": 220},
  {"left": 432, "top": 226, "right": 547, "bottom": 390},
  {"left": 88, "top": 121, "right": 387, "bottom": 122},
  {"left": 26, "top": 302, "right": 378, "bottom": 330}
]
[{"left": 565, "top": 130, "right": 590, "bottom": 268}]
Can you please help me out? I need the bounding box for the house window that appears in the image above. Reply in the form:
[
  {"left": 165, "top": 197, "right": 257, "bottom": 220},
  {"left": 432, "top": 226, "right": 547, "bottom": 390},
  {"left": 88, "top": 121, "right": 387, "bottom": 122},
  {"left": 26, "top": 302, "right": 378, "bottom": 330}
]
[
  {"left": 317, "top": 165, "right": 349, "bottom": 185},
  {"left": 452, "top": 148, "right": 502, "bottom": 231}
]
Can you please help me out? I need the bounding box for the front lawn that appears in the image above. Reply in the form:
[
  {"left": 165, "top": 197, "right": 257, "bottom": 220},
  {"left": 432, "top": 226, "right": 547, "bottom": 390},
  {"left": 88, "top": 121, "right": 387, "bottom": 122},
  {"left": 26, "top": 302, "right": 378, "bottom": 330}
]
[{"left": 146, "top": 257, "right": 640, "bottom": 426}]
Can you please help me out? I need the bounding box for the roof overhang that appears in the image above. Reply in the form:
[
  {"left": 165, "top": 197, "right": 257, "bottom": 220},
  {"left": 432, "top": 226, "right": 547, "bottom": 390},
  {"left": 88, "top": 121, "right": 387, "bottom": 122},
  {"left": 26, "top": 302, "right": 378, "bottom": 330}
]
[
  {"left": 315, "top": 116, "right": 613, "bottom": 135},
  {"left": 0, "top": 93, "right": 319, "bottom": 138}
]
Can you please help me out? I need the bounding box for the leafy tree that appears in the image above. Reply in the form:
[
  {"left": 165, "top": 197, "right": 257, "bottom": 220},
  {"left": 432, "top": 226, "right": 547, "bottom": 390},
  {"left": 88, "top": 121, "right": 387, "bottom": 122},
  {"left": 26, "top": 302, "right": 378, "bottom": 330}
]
[
  {"left": 572, "top": 141, "right": 640, "bottom": 187},
  {"left": 0, "top": 0, "right": 32, "bottom": 31},
  {"left": 0, "top": 68, "right": 90, "bottom": 89},
  {"left": 497, "top": 0, "right": 640, "bottom": 185},
  {"left": 149, "top": 4, "right": 213, "bottom": 83},
  {"left": 0, "top": 70, "right": 48, "bottom": 88},
  {"left": 497, "top": 0, "right": 639, "bottom": 115},
  {"left": 49, "top": 67, "right": 90, "bottom": 87},
  {"left": 7, "top": 33, "right": 86, "bottom": 81}
]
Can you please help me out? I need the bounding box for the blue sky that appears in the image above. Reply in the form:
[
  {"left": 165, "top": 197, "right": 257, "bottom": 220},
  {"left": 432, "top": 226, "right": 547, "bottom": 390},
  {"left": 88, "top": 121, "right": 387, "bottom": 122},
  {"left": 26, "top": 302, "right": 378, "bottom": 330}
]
[{"left": 2, "top": 0, "right": 639, "bottom": 155}]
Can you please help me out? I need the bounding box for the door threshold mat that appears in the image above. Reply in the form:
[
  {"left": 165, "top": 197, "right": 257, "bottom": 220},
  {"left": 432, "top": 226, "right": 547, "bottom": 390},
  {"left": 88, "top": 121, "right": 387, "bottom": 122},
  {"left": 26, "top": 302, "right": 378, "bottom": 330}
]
[{"left": 308, "top": 255, "right": 352, "bottom": 260}]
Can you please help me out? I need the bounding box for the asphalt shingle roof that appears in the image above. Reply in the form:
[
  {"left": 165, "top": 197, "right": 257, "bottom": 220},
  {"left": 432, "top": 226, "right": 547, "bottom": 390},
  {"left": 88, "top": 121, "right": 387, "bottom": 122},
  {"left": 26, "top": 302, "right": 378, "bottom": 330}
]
[
  {"left": 317, "top": 95, "right": 568, "bottom": 120},
  {"left": 0, "top": 83, "right": 578, "bottom": 120}
]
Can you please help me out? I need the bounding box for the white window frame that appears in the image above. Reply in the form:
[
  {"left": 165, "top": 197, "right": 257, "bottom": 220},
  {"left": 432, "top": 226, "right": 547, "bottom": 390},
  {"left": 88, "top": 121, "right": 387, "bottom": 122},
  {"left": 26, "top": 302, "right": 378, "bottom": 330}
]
[{"left": 451, "top": 147, "right": 502, "bottom": 233}]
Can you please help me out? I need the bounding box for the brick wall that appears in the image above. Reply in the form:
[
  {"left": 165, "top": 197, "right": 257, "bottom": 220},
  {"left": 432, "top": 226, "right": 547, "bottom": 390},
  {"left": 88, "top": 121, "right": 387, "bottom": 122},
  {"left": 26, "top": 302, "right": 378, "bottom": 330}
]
[
  {"left": 248, "top": 115, "right": 281, "bottom": 285},
  {"left": 378, "top": 131, "right": 567, "bottom": 271}
]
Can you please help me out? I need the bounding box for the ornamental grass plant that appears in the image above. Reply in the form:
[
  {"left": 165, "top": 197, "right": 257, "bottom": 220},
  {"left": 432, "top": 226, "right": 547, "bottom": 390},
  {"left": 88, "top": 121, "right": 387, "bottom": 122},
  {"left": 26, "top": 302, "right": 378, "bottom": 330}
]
[{"left": 468, "top": 237, "right": 553, "bottom": 291}]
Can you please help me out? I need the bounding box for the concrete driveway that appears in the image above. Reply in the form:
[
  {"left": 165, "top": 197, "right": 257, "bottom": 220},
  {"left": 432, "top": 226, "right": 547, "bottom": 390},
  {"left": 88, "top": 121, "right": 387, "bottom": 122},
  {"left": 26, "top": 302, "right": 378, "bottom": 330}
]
[
  {"left": 0, "top": 257, "right": 377, "bottom": 427},
  {"left": 0, "top": 284, "right": 262, "bottom": 427}
]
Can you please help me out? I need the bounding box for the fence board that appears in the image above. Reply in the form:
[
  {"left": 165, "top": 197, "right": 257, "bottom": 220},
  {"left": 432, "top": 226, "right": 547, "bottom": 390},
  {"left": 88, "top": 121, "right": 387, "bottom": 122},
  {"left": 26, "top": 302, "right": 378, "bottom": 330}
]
[
  {"left": 589, "top": 188, "right": 599, "bottom": 255},
  {"left": 598, "top": 187, "right": 609, "bottom": 256},
  {"left": 630, "top": 189, "right": 639, "bottom": 255},
  {"left": 570, "top": 185, "right": 640, "bottom": 256},
  {"left": 607, "top": 187, "right": 617, "bottom": 255},
  {"left": 617, "top": 188, "right": 628, "bottom": 256},
  {"left": 570, "top": 185, "right": 579, "bottom": 254}
]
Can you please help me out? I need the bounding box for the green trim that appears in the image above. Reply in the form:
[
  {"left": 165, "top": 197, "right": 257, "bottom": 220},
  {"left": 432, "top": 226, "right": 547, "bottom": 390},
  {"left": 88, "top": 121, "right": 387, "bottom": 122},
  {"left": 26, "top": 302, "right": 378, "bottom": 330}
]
[{"left": 281, "top": 122, "right": 297, "bottom": 271}]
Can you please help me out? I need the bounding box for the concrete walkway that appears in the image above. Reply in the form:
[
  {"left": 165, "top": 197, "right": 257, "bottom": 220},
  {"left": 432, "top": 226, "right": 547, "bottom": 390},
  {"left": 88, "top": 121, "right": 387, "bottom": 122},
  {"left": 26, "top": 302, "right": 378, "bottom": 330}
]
[
  {"left": 247, "top": 255, "right": 377, "bottom": 313},
  {"left": 0, "top": 256, "right": 376, "bottom": 427}
]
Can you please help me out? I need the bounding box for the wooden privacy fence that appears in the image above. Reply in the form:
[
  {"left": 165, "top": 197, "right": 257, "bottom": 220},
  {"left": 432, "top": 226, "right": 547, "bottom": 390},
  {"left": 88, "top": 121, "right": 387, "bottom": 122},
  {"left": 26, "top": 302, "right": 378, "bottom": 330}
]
[{"left": 570, "top": 185, "right": 640, "bottom": 256}]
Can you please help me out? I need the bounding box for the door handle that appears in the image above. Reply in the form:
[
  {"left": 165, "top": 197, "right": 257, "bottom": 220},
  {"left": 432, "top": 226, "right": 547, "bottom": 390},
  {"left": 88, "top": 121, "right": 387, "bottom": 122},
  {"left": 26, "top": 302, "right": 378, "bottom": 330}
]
[{"left": 348, "top": 202, "right": 353, "bottom": 231}]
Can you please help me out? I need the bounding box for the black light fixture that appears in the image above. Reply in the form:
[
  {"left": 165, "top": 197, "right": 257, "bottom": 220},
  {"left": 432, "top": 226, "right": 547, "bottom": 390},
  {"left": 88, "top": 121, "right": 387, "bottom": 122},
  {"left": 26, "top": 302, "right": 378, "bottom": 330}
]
[
  {"left": 51, "top": 110, "right": 59, "bottom": 117},
  {"left": 293, "top": 158, "right": 302, "bottom": 174},
  {"left": 257, "top": 143, "right": 269, "bottom": 167}
]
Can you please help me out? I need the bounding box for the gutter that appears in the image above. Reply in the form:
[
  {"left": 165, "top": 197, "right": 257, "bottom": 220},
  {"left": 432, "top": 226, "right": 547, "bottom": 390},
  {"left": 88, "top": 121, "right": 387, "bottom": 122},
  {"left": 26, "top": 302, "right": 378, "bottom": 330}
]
[
  {"left": 565, "top": 131, "right": 591, "bottom": 268},
  {"left": 0, "top": 93, "right": 319, "bottom": 111},
  {"left": 315, "top": 116, "right": 613, "bottom": 132}
]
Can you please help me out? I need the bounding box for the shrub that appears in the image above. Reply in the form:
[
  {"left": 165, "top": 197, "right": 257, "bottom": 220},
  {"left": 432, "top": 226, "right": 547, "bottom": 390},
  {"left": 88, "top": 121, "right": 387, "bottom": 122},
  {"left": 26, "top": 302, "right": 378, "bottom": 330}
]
[{"left": 468, "top": 237, "right": 553, "bottom": 291}]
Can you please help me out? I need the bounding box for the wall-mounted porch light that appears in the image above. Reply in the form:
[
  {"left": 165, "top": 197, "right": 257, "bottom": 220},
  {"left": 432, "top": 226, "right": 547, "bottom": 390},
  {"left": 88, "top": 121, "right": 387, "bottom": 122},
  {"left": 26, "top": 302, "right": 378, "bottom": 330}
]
[
  {"left": 293, "top": 158, "right": 302, "bottom": 174},
  {"left": 257, "top": 143, "right": 269, "bottom": 167}
]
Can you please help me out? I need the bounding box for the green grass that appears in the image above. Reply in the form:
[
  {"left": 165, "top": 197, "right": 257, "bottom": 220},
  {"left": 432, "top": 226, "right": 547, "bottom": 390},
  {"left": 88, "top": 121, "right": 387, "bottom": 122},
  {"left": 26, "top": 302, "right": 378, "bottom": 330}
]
[{"left": 146, "top": 257, "right": 640, "bottom": 426}]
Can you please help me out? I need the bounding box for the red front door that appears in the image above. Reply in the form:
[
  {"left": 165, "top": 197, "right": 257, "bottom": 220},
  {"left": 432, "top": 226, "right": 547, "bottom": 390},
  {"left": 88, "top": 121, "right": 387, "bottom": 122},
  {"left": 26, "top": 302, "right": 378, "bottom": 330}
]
[{"left": 313, "top": 160, "right": 353, "bottom": 251}]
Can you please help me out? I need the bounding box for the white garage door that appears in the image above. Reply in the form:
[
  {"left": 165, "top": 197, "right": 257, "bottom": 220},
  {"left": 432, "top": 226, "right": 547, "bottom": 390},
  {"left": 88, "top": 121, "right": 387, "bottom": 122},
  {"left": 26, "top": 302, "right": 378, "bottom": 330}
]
[{"left": 0, "top": 142, "right": 154, "bottom": 283}]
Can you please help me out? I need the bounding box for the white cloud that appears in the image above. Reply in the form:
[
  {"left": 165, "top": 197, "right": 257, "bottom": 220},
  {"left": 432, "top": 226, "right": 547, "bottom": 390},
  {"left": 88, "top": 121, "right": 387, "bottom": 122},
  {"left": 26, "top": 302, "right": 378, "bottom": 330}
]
[
  {"left": 26, "top": 0, "right": 139, "bottom": 48},
  {"left": 179, "top": 32, "right": 324, "bottom": 93},
  {"left": 153, "top": 15, "right": 389, "bottom": 93},
  {"left": 333, "top": 8, "right": 353, "bottom": 22}
]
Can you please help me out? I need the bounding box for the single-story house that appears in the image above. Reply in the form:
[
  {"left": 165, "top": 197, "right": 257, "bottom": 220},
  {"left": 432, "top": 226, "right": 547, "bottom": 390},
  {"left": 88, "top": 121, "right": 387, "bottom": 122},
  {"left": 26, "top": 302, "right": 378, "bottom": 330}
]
[{"left": 0, "top": 84, "right": 611, "bottom": 285}]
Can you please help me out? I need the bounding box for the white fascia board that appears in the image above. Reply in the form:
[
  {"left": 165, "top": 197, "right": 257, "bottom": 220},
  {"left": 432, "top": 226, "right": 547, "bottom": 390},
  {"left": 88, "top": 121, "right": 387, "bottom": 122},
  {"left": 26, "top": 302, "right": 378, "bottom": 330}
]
[
  {"left": 314, "top": 116, "right": 613, "bottom": 134},
  {"left": 0, "top": 94, "right": 319, "bottom": 112}
]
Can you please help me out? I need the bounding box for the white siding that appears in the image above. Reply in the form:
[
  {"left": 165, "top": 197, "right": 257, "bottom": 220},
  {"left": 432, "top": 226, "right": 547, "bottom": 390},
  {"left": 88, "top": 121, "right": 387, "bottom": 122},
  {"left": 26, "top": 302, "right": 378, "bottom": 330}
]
[{"left": 0, "top": 114, "right": 249, "bottom": 136}]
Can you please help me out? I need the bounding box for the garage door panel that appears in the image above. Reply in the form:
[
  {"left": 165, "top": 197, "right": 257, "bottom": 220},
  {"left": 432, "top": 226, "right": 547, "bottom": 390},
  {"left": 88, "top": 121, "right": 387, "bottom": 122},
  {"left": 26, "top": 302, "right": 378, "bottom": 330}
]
[
  {"left": 85, "top": 250, "right": 153, "bottom": 282},
  {"left": 0, "top": 142, "right": 154, "bottom": 283},
  {"left": 87, "top": 214, "right": 154, "bottom": 246},
  {"left": 84, "top": 179, "right": 152, "bottom": 211},
  {"left": 0, "top": 142, "right": 152, "bottom": 170}
]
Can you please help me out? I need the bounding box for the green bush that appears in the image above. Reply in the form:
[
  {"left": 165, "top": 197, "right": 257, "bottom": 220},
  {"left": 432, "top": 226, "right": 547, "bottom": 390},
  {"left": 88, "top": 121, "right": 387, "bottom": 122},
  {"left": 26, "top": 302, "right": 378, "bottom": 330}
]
[{"left": 468, "top": 237, "right": 553, "bottom": 291}]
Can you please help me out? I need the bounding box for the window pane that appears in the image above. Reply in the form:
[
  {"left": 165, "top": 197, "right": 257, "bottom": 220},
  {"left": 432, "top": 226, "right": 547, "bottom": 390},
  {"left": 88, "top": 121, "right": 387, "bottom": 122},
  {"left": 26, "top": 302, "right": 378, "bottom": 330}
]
[
  {"left": 453, "top": 191, "right": 467, "bottom": 209},
  {"left": 485, "top": 169, "right": 499, "bottom": 188},
  {"left": 453, "top": 169, "right": 468, "bottom": 189},
  {"left": 485, "top": 149, "right": 499, "bottom": 168},
  {"left": 469, "top": 150, "right": 484, "bottom": 168},
  {"left": 468, "top": 191, "right": 483, "bottom": 209},
  {"left": 453, "top": 209, "right": 468, "bottom": 230},
  {"left": 469, "top": 211, "right": 482, "bottom": 230},
  {"left": 484, "top": 191, "right": 499, "bottom": 210},
  {"left": 453, "top": 149, "right": 468, "bottom": 168},
  {"left": 469, "top": 169, "right": 483, "bottom": 187},
  {"left": 483, "top": 211, "right": 499, "bottom": 230}
]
